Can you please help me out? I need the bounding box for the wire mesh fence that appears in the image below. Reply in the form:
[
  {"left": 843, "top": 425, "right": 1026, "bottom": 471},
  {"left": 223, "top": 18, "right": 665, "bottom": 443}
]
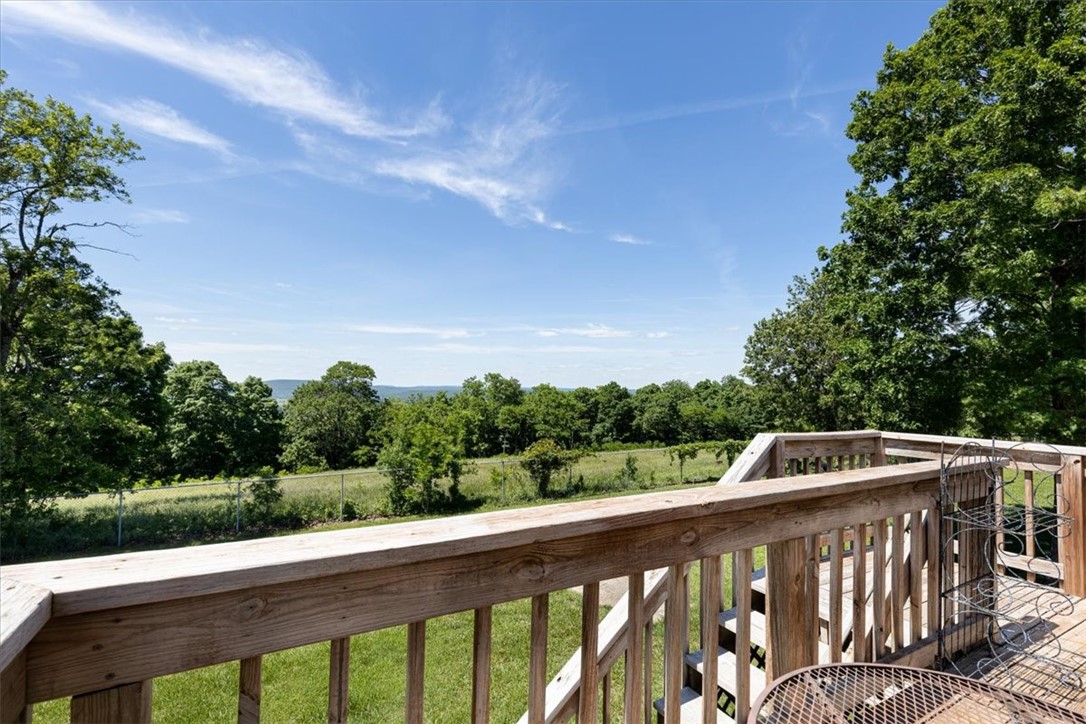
[{"left": 9, "top": 446, "right": 737, "bottom": 561}]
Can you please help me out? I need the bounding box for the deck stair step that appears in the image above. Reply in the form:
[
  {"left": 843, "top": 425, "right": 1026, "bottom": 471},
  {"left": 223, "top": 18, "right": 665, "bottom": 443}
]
[
  {"left": 683, "top": 646, "right": 767, "bottom": 708},
  {"left": 719, "top": 609, "right": 832, "bottom": 663},
  {"left": 652, "top": 686, "right": 735, "bottom": 724}
]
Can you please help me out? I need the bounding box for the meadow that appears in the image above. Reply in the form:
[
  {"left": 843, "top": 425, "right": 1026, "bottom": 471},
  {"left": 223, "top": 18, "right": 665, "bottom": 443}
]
[{"left": 5, "top": 447, "right": 735, "bottom": 562}]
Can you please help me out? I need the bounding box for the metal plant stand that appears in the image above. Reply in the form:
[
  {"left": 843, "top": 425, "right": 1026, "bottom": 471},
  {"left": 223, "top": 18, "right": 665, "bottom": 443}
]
[{"left": 938, "top": 442, "right": 1083, "bottom": 696}]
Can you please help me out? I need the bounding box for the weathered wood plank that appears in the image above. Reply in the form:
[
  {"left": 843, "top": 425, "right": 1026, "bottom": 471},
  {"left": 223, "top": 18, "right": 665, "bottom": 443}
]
[
  {"left": 71, "top": 681, "right": 151, "bottom": 724},
  {"left": 327, "top": 639, "right": 349, "bottom": 724},
  {"left": 828, "top": 529, "right": 843, "bottom": 662},
  {"left": 472, "top": 607, "right": 491, "bottom": 724},
  {"left": 852, "top": 522, "right": 867, "bottom": 662},
  {"left": 4, "top": 462, "right": 947, "bottom": 618},
  {"left": 0, "top": 650, "right": 29, "bottom": 724},
  {"left": 872, "top": 519, "right": 887, "bottom": 659},
  {"left": 718, "top": 433, "right": 776, "bottom": 485},
  {"left": 700, "top": 557, "right": 720, "bottom": 724},
  {"left": 20, "top": 465, "right": 953, "bottom": 704},
  {"left": 528, "top": 595, "right": 548, "bottom": 724},
  {"left": 926, "top": 506, "right": 939, "bottom": 641},
  {"left": 0, "top": 579, "right": 51, "bottom": 673},
  {"left": 625, "top": 573, "right": 644, "bottom": 724},
  {"left": 733, "top": 548, "right": 753, "bottom": 724},
  {"left": 238, "top": 655, "right": 261, "bottom": 724},
  {"left": 406, "top": 621, "right": 425, "bottom": 724},
  {"left": 578, "top": 583, "right": 599, "bottom": 724},
  {"left": 1058, "top": 456, "right": 1084, "bottom": 597},
  {"left": 891, "top": 514, "right": 905, "bottom": 651},
  {"left": 664, "top": 564, "right": 685, "bottom": 722},
  {"left": 766, "top": 537, "right": 810, "bottom": 680},
  {"left": 908, "top": 511, "right": 924, "bottom": 645}
]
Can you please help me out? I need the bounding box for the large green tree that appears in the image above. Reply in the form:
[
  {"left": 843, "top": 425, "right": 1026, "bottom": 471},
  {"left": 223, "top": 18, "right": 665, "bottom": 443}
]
[
  {"left": 1, "top": 73, "right": 170, "bottom": 521},
  {"left": 280, "top": 361, "right": 383, "bottom": 471},
  {"left": 746, "top": 0, "right": 1085, "bottom": 442}
]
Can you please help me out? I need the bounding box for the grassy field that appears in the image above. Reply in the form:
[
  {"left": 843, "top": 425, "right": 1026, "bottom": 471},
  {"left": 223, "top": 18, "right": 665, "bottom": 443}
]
[
  {"left": 7, "top": 447, "right": 736, "bottom": 561},
  {"left": 30, "top": 547, "right": 768, "bottom": 723}
]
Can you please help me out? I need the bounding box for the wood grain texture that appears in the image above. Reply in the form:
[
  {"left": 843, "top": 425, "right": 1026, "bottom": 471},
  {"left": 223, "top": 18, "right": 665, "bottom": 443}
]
[
  {"left": 1060, "top": 456, "right": 1085, "bottom": 597},
  {"left": 891, "top": 514, "right": 905, "bottom": 651},
  {"left": 734, "top": 548, "right": 753, "bottom": 724},
  {"left": 664, "top": 564, "right": 684, "bottom": 722},
  {"left": 766, "top": 537, "right": 811, "bottom": 680},
  {"left": 872, "top": 519, "right": 887, "bottom": 659},
  {"left": 852, "top": 523, "right": 867, "bottom": 663},
  {"left": 0, "top": 650, "right": 28, "bottom": 724},
  {"left": 405, "top": 621, "right": 425, "bottom": 724},
  {"left": 18, "top": 464, "right": 957, "bottom": 704},
  {"left": 528, "top": 595, "right": 548, "bottom": 724},
  {"left": 578, "top": 582, "right": 599, "bottom": 724},
  {"left": 70, "top": 680, "right": 151, "bottom": 724},
  {"left": 0, "top": 579, "right": 51, "bottom": 673},
  {"left": 926, "top": 506, "right": 939, "bottom": 641},
  {"left": 237, "top": 655, "right": 261, "bottom": 724},
  {"left": 327, "top": 639, "right": 349, "bottom": 724},
  {"left": 472, "top": 607, "right": 491, "bottom": 724},
  {"left": 699, "top": 557, "right": 720, "bottom": 724},
  {"left": 624, "top": 573, "right": 644, "bottom": 724},
  {"left": 908, "top": 511, "right": 924, "bottom": 645},
  {"left": 828, "top": 529, "right": 844, "bottom": 662}
]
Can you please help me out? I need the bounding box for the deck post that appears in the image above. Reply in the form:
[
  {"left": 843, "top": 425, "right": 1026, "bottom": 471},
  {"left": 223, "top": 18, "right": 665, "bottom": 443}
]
[
  {"left": 1060, "top": 455, "right": 1085, "bottom": 597},
  {"left": 766, "top": 536, "right": 814, "bottom": 680},
  {"left": 70, "top": 680, "right": 152, "bottom": 724},
  {"left": 0, "top": 652, "right": 30, "bottom": 724}
]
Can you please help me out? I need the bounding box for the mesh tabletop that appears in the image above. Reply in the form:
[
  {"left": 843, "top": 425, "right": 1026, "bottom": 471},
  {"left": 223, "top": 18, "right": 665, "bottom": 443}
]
[{"left": 748, "top": 663, "right": 1086, "bottom": 723}]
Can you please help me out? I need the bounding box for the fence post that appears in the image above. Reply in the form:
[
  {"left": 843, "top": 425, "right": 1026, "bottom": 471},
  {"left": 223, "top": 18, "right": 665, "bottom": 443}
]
[
  {"left": 236, "top": 481, "right": 242, "bottom": 533},
  {"left": 117, "top": 489, "right": 124, "bottom": 547},
  {"left": 501, "top": 460, "right": 506, "bottom": 502},
  {"left": 339, "top": 473, "right": 345, "bottom": 521}
]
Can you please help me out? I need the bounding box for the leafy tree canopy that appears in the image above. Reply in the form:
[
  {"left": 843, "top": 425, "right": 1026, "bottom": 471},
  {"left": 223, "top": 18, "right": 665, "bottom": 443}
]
[
  {"left": 0, "top": 72, "right": 169, "bottom": 521},
  {"left": 745, "top": 0, "right": 1085, "bottom": 442}
]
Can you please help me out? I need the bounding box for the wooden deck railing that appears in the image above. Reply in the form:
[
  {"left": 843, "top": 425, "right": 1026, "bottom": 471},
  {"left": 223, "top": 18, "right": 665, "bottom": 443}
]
[{"left": 1, "top": 431, "right": 1083, "bottom": 723}]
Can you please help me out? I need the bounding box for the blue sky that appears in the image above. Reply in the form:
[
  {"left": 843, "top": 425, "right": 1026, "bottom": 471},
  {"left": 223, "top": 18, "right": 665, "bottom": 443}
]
[{"left": 0, "top": 1, "right": 942, "bottom": 388}]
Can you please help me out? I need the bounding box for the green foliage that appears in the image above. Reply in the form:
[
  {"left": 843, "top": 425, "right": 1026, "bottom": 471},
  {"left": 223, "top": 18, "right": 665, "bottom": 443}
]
[
  {"left": 668, "top": 442, "right": 702, "bottom": 482},
  {"left": 0, "top": 72, "right": 170, "bottom": 525},
  {"left": 520, "top": 438, "right": 574, "bottom": 497},
  {"left": 280, "top": 361, "right": 382, "bottom": 471},
  {"left": 378, "top": 394, "right": 467, "bottom": 515},
  {"left": 745, "top": 0, "right": 1086, "bottom": 442}
]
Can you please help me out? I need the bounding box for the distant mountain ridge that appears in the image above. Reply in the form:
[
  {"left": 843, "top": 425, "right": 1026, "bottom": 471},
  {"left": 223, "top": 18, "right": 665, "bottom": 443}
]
[{"left": 266, "top": 379, "right": 461, "bottom": 402}]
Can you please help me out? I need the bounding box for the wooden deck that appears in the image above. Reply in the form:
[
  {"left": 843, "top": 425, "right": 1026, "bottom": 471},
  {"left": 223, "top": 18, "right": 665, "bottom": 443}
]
[{"left": 953, "top": 578, "right": 1086, "bottom": 714}]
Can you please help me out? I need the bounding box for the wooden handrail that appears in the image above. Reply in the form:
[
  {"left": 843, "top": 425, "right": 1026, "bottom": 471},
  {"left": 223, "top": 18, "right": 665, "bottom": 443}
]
[{"left": 4, "top": 460, "right": 947, "bottom": 706}]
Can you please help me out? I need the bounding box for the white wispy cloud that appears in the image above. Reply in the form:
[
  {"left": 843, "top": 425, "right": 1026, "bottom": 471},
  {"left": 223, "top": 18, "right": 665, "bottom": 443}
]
[
  {"left": 153, "top": 316, "right": 200, "bottom": 324},
  {"left": 132, "top": 208, "right": 190, "bottom": 224},
  {"left": 608, "top": 232, "right": 652, "bottom": 246},
  {"left": 537, "top": 323, "right": 633, "bottom": 339},
  {"left": 349, "top": 324, "right": 474, "bottom": 339},
  {"left": 375, "top": 75, "right": 571, "bottom": 229},
  {"left": 87, "top": 98, "right": 232, "bottom": 156},
  {"left": 409, "top": 343, "right": 611, "bottom": 355},
  {"left": 1, "top": 0, "right": 444, "bottom": 140}
]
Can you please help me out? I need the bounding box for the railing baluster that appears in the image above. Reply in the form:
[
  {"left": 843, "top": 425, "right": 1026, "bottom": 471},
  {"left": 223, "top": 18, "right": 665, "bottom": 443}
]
[
  {"left": 873, "top": 519, "right": 887, "bottom": 659},
  {"left": 852, "top": 523, "right": 867, "bottom": 662},
  {"left": 528, "top": 595, "right": 549, "bottom": 724},
  {"left": 579, "top": 583, "right": 600, "bottom": 724},
  {"left": 994, "top": 482, "right": 1005, "bottom": 574},
  {"left": 735, "top": 548, "right": 753, "bottom": 723},
  {"left": 829, "top": 528, "right": 844, "bottom": 662},
  {"left": 71, "top": 681, "right": 152, "bottom": 724},
  {"left": 643, "top": 619, "right": 654, "bottom": 724},
  {"left": 805, "top": 533, "right": 821, "bottom": 662},
  {"left": 327, "top": 639, "right": 349, "bottom": 724},
  {"left": 625, "top": 573, "right": 645, "bottom": 724},
  {"left": 700, "top": 556, "right": 720, "bottom": 724},
  {"left": 909, "top": 511, "right": 924, "bottom": 645},
  {"left": 601, "top": 668, "right": 612, "bottom": 724},
  {"left": 238, "top": 655, "right": 262, "bottom": 724},
  {"left": 891, "top": 513, "right": 905, "bottom": 651},
  {"left": 472, "top": 606, "right": 492, "bottom": 724},
  {"left": 406, "top": 621, "right": 426, "bottom": 724},
  {"left": 664, "top": 563, "right": 685, "bottom": 722},
  {"left": 926, "top": 506, "right": 939, "bottom": 639}
]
